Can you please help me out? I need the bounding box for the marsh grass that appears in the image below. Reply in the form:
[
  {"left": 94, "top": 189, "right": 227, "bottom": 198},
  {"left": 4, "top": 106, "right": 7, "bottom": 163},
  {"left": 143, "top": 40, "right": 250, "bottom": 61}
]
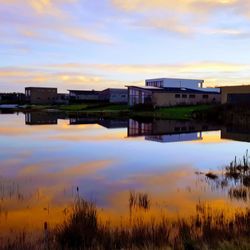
[
  {"left": 1, "top": 196, "right": 250, "bottom": 250},
  {"left": 51, "top": 195, "right": 250, "bottom": 250},
  {"left": 205, "top": 150, "right": 250, "bottom": 202},
  {"left": 129, "top": 191, "right": 150, "bottom": 211},
  {"left": 225, "top": 150, "right": 250, "bottom": 180}
]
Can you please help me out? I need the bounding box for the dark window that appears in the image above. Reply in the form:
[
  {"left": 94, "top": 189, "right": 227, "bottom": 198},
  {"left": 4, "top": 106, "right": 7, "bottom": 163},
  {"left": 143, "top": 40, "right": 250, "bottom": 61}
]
[
  {"left": 189, "top": 94, "right": 195, "bottom": 99},
  {"left": 174, "top": 127, "right": 181, "bottom": 132},
  {"left": 175, "top": 94, "right": 180, "bottom": 98},
  {"left": 182, "top": 94, "right": 187, "bottom": 98},
  {"left": 203, "top": 95, "right": 209, "bottom": 99}
]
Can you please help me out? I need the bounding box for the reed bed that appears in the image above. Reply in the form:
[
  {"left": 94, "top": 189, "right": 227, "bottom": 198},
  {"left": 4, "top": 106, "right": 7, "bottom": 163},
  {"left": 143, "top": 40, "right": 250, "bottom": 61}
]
[{"left": 1, "top": 196, "right": 250, "bottom": 250}]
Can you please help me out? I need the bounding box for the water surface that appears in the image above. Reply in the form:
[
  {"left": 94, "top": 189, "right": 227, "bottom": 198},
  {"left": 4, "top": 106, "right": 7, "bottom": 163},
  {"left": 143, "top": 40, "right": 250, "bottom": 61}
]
[{"left": 0, "top": 112, "right": 249, "bottom": 236}]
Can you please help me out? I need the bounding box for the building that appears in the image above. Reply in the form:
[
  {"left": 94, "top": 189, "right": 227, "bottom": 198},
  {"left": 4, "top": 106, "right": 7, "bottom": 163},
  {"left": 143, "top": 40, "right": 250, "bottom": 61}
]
[
  {"left": 220, "top": 85, "right": 250, "bottom": 104},
  {"left": 99, "top": 88, "right": 128, "bottom": 103},
  {"left": 56, "top": 93, "right": 69, "bottom": 104},
  {"left": 25, "top": 87, "right": 57, "bottom": 104},
  {"left": 68, "top": 90, "right": 100, "bottom": 102},
  {"left": 127, "top": 78, "right": 220, "bottom": 107},
  {"left": 127, "top": 86, "right": 220, "bottom": 107},
  {"left": 146, "top": 78, "right": 204, "bottom": 89},
  {"left": 0, "top": 93, "right": 25, "bottom": 104}
]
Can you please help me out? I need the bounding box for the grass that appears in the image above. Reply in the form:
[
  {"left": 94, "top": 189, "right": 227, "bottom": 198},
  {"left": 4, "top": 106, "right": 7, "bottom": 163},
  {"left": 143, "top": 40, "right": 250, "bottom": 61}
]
[
  {"left": 131, "top": 105, "right": 213, "bottom": 120},
  {"left": 204, "top": 150, "right": 250, "bottom": 202},
  {"left": 1, "top": 193, "right": 250, "bottom": 250},
  {"left": 19, "top": 103, "right": 214, "bottom": 120},
  {"left": 53, "top": 198, "right": 250, "bottom": 250}
]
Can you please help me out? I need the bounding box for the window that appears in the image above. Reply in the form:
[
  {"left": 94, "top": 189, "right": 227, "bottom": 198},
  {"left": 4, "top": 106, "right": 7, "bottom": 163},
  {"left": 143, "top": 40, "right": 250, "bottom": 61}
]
[
  {"left": 189, "top": 94, "right": 195, "bottom": 99},
  {"left": 182, "top": 94, "right": 187, "bottom": 98},
  {"left": 175, "top": 94, "right": 180, "bottom": 98},
  {"left": 203, "top": 94, "right": 209, "bottom": 99}
]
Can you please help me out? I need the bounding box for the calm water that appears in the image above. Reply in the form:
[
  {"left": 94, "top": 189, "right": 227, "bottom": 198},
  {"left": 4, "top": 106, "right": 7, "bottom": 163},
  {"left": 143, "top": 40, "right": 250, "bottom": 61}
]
[{"left": 0, "top": 112, "right": 249, "bottom": 236}]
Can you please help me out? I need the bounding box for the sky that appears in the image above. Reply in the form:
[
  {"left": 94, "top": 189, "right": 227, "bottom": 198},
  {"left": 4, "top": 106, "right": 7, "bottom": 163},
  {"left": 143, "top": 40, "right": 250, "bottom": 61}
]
[{"left": 1, "top": 0, "right": 250, "bottom": 92}]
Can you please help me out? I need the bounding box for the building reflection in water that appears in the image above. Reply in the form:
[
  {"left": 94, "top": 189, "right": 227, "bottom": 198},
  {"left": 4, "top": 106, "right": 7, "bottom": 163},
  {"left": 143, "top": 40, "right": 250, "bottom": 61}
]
[
  {"left": 24, "top": 112, "right": 250, "bottom": 143},
  {"left": 128, "top": 119, "right": 220, "bottom": 143},
  {"left": 221, "top": 125, "right": 250, "bottom": 143},
  {"left": 25, "top": 112, "right": 58, "bottom": 125}
]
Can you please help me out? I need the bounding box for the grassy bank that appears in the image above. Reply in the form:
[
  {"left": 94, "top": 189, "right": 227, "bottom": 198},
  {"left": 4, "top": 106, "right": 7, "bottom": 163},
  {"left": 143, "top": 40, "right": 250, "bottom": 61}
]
[{"left": 18, "top": 103, "right": 215, "bottom": 120}]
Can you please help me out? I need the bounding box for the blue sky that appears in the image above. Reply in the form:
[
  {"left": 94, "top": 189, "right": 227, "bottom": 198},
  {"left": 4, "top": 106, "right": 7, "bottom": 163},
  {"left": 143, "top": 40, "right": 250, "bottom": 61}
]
[{"left": 1, "top": 0, "right": 250, "bottom": 92}]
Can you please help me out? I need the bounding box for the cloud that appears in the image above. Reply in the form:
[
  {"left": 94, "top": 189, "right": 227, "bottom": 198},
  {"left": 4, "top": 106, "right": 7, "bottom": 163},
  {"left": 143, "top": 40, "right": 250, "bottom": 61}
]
[
  {"left": 1, "top": 61, "right": 250, "bottom": 92},
  {"left": 111, "top": 0, "right": 250, "bottom": 37},
  {"left": 0, "top": 0, "right": 113, "bottom": 45}
]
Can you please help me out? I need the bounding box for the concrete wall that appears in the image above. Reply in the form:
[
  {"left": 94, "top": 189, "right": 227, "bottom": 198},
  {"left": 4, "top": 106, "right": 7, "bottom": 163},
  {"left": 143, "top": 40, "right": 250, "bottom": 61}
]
[
  {"left": 152, "top": 92, "right": 220, "bottom": 107},
  {"left": 221, "top": 86, "right": 250, "bottom": 104}
]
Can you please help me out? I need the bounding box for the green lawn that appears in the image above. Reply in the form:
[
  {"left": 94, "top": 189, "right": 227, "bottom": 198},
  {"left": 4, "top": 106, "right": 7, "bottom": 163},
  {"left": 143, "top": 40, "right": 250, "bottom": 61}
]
[{"left": 132, "top": 105, "right": 213, "bottom": 120}]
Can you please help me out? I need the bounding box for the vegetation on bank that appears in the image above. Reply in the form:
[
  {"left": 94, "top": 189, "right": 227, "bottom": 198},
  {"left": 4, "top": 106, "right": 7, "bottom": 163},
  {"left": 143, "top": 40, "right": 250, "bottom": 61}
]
[
  {"left": 193, "top": 103, "right": 250, "bottom": 125},
  {"left": 11, "top": 103, "right": 216, "bottom": 120},
  {"left": 205, "top": 151, "right": 250, "bottom": 202}
]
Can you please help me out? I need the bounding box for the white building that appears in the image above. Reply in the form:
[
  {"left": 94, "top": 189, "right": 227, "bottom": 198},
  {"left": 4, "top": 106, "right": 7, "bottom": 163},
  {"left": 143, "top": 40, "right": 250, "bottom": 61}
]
[{"left": 145, "top": 78, "right": 220, "bottom": 93}]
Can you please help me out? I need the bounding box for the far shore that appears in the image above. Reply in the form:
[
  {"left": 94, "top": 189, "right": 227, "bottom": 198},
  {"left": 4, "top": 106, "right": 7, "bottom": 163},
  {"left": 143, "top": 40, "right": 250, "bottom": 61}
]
[{"left": 0, "top": 103, "right": 217, "bottom": 120}]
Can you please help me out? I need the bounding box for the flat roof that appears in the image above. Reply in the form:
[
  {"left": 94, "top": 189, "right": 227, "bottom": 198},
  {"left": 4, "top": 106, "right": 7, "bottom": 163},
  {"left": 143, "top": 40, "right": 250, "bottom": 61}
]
[
  {"left": 127, "top": 86, "right": 220, "bottom": 94},
  {"left": 25, "top": 87, "right": 57, "bottom": 89},
  {"left": 101, "top": 88, "right": 127, "bottom": 91},
  {"left": 145, "top": 78, "right": 204, "bottom": 82},
  {"left": 126, "top": 85, "right": 162, "bottom": 90},
  {"left": 68, "top": 90, "right": 100, "bottom": 94}
]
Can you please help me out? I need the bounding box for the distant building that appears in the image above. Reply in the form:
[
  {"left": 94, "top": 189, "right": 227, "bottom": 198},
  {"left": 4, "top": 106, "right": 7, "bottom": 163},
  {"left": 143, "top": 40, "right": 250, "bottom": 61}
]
[
  {"left": 0, "top": 93, "right": 25, "bottom": 104},
  {"left": 68, "top": 90, "right": 100, "bottom": 102},
  {"left": 56, "top": 93, "right": 69, "bottom": 104},
  {"left": 25, "top": 87, "right": 57, "bottom": 104},
  {"left": 99, "top": 88, "right": 128, "bottom": 103},
  {"left": 127, "top": 78, "right": 220, "bottom": 107},
  {"left": 127, "top": 86, "right": 220, "bottom": 107},
  {"left": 220, "top": 85, "right": 250, "bottom": 104}
]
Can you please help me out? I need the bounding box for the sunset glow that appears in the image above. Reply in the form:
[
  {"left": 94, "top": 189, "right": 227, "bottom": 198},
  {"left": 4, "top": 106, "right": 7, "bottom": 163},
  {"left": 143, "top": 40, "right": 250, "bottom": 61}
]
[{"left": 1, "top": 0, "right": 250, "bottom": 91}]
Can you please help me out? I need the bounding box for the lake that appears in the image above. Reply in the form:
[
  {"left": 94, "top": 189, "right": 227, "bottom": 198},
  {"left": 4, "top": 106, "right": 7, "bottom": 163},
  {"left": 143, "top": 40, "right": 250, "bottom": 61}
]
[{"left": 0, "top": 112, "right": 249, "bottom": 238}]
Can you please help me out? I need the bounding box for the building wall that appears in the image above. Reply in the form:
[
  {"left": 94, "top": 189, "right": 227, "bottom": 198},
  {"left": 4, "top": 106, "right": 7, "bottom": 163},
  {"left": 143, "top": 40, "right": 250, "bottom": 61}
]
[
  {"left": 100, "top": 89, "right": 128, "bottom": 103},
  {"left": 152, "top": 92, "right": 220, "bottom": 107},
  {"left": 69, "top": 92, "right": 99, "bottom": 101},
  {"left": 128, "top": 87, "right": 153, "bottom": 106},
  {"left": 25, "top": 88, "right": 57, "bottom": 104},
  {"left": 146, "top": 78, "right": 204, "bottom": 89},
  {"left": 221, "top": 86, "right": 250, "bottom": 104}
]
